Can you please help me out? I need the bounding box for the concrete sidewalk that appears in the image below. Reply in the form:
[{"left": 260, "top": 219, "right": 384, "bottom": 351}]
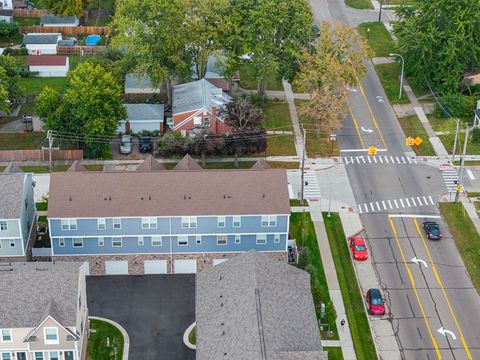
[{"left": 283, "top": 80, "right": 304, "bottom": 159}]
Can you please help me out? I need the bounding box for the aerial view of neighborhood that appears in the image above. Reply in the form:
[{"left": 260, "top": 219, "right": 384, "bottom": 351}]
[{"left": 1, "top": 0, "right": 480, "bottom": 359}]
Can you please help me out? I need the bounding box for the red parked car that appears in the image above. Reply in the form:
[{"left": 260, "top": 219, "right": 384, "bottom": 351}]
[
  {"left": 349, "top": 235, "right": 368, "bottom": 261},
  {"left": 366, "top": 288, "right": 386, "bottom": 315}
]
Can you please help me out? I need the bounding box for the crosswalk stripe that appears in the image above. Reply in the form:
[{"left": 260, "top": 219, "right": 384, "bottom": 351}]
[
  {"left": 368, "top": 157, "right": 372, "bottom": 163},
  {"left": 394, "top": 199, "right": 399, "bottom": 208},
  {"left": 376, "top": 202, "right": 381, "bottom": 211},
  {"left": 402, "top": 157, "right": 406, "bottom": 164},
  {"left": 379, "top": 156, "right": 383, "bottom": 164},
  {"left": 361, "top": 156, "right": 366, "bottom": 164},
  {"left": 412, "top": 158, "right": 417, "bottom": 164},
  {"left": 370, "top": 202, "right": 375, "bottom": 212},
  {"left": 405, "top": 198, "right": 411, "bottom": 207},
  {"left": 388, "top": 200, "right": 393, "bottom": 208},
  {"left": 373, "top": 156, "right": 377, "bottom": 163},
  {"left": 411, "top": 197, "right": 416, "bottom": 206},
  {"left": 390, "top": 156, "right": 395, "bottom": 163},
  {"left": 395, "top": 156, "right": 400, "bottom": 163},
  {"left": 382, "top": 201, "right": 387, "bottom": 210},
  {"left": 428, "top": 195, "right": 434, "bottom": 205},
  {"left": 417, "top": 196, "right": 422, "bottom": 204},
  {"left": 358, "top": 194, "right": 437, "bottom": 214},
  {"left": 351, "top": 156, "right": 355, "bottom": 163},
  {"left": 400, "top": 198, "right": 405, "bottom": 208},
  {"left": 344, "top": 157, "right": 348, "bottom": 164},
  {"left": 385, "top": 156, "right": 390, "bottom": 164},
  {"left": 423, "top": 196, "right": 428, "bottom": 205},
  {"left": 364, "top": 204, "right": 369, "bottom": 213},
  {"left": 358, "top": 205, "right": 363, "bottom": 214}
]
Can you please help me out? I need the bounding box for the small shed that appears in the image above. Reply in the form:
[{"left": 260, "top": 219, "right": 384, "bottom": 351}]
[
  {"left": 118, "top": 103, "right": 165, "bottom": 134},
  {"left": 23, "top": 33, "right": 62, "bottom": 55},
  {"left": 40, "top": 15, "right": 79, "bottom": 27},
  {"left": 0, "top": 9, "right": 13, "bottom": 23},
  {"left": 27, "top": 55, "right": 69, "bottom": 77}
]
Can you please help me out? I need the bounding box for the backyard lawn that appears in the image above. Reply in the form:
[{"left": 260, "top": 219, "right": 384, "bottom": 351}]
[
  {"left": 323, "top": 213, "right": 377, "bottom": 360},
  {"left": 239, "top": 63, "right": 283, "bottom": 91},
  {"left": 357, "top": 22, "right": 396, "bottom": 57},
  {"left": 439, "top": 203, "right": 480, "bottom": 293},
  {"left": 262, "top": 101, "right": 293, "bottom": 131},
  {"left": 265, "top": 134, "right": 297, "bottom": 156},
  {"left": 374, "top": 63, "right": 410, "bottom": 104},
  {"left": 0, "top": 133, "right": 45, "bottom": 150},
  {"left": 397, "top": 115, "right": 435, "bottom": 156},
  {"left": 13, "top": 17, "right": 40, "bottom": 26},
  {"left": 87, "top": 319, "right": 124, "bottom": 360},
  {"left": 345, "top": 0, "right": 373, "bottom": 9}
]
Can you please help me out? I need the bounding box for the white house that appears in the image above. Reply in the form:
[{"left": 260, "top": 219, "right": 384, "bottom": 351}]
[
  {"left": 0, "top": 9, "right": 13, "bottom": 22},
  {"left": 118, "top": 103, "right": 165, "bottom": 133},
  {"left": 27, "top": 55, "right": 69, "bottom": 77},
  {"left": 40, "top": 15, "right": 79, "bottom": 27},
  {"left": 23, "top": 33, "right": 62, "bottom": 55}
]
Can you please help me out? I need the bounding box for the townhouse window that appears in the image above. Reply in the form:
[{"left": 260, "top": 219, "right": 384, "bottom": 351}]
[
  {"left": 181, "top": 217, "right": 197, "bottom": 228},
  {"left": 217, "top": 216, "right": 226, "bottom": 228},
  {"left": 112, "top": 237, "right": 122, "bottom": 247},
  {"left": 113, "top": 218, "right": 121, "bottom": 230},
  {"left": 203, "top": 117, "right": 210, "bottom": 126},
  {"left": 64, "top": 352, "right": 74, "bottom": 360},
  {"left": 49, "top": 352, "right": 59, "bottom": 360},
  {"left": 59, "top": 238, "right": 65, "bottom": 247},
  {"left": 2, "top": 354, "right": 11, "bottom": 360},
  {"left": 44, "top": 327, "right": 59, "bottom": 344},
  {"left": 34, "top": 353, "right": 43, "bottom": 360},
  {"left": 98, "top": 237, "right": 104, "bottom": 247},
  {"left": 261, "top": 215, "right": 277, "bottom": 227},
  {"left": 0, "top": 221, "right": 7, "bottom": 231},
  {"left": 9, "top": 240, "right": 15, "bottom": 248},
  {"left": 217, "top": 235, "right": 227, "bottom": 245},
  {"left": 142, "top": 217, "right": 157, "bottom": 229},
  {"left": 196, "top": 236, "right": 202, "bottom": 245},
  {"left": 151, "top": 236, "right": 162, "bottom": 246},
  {"left": 1, "top": 329, "right": 12, "bottom": 342},
  {"left": 274, "top": 234, "right": 281, "bottom": 243},
  {"left": 232, "top": 216, "right": 241, "bottom": 227},
  {"left": 138, "top": 237, "right": 144, "bottom": 246},
  {"left": 61, "top": 219, "right": 77, "bottom": 230},
  {"left": 256, "top": 234, "right": 267, "bottom": 245},
  {"left": 178, "top": 236, "right": 188, "bottom": 246},
  {"left": 97, "top": 218, "right": 106, "bottom": 230},
  {"left": 73, "top": 238, "right": 83, "bottom": 248},
  {"left": 235, "top": 235, "right": 241, "bottom": 244}
]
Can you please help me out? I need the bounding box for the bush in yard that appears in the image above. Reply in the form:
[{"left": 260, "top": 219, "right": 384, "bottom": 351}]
[
  {"left": 0, "top": 22, "right": 18, "bottom": 38},
  {"left": 472, "top": 127, "right": 480, "bottom": 143},
  {"left": 297, "top": 247, "right": 311, "bottom": 270},
  {"left": 3, "top": 48, "right": 27, "bottom": 56},
  {"left": 438, "top": 93, "right": 477, "bottom": 118}
]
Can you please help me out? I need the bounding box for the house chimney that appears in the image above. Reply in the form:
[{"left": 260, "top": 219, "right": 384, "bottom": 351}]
[{"left": 211, "top": 106, "right": 218, "bottom": 134}]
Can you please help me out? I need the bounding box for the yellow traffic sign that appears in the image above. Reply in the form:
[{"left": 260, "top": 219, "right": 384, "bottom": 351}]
[
  {"left": 456, "top": 185, "right": 463, "bottom": 192},
  {"left": 405, "top": 137, "right": 415, "bottom": 146},
  {"left": 368, "top": 146, "right": 377, "bottom": 156},
  {"left": 414, "top": 136, "right": 423, "bottom": 146}
]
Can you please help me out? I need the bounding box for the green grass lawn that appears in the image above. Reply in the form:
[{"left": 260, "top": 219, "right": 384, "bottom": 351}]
[
  {"left": 239, "top": 63, "right": 283, "bottom": 91},
  {"left": 374, "top": 63, "right": 410, "bottom": 104},
  {"left": 266, "top": 134, "right": 297, "bottom": 156},
  {"left": 325, "top": 347, "right": 344, "bottom": 360},
  {"left": 19, "top": 77, "right": 67, "bottom": 96},
  {"left": 323, "top": 213, "right": 377, "bottom": 360},
  {"left": 290, "top": 212, "right": 338, "bottom": 339},
  {"left": 290, "top": 199, "right": 308, "bottom": 206},
  {"left": 35, "top": 202, "right": 48, "bottom": 211},
  {"left": 83, "top": 164, "right": 104, "bottom": 171},
  {"left": 345, "top": 0, "right": 373, "bottom": 9},
  {"left": 0, "top": 133, "right": 46, "bottom": 150},
  {"left": 188, "top": 327, "right": 196, "bottom": 345},
  {"left": 20, "top": 165, "right": 70, "bottom": 173},
  {"left": 439, "top": 203, "right": 480, "bottom": 293},
  {"left": 427, "top": 115, "right": 457, "bottom": 132},
  {"left": 87, "top": 319, "right": 124, "bottom": 360},
  {"left": 357, "top": 22, "right": 396, "bottom": 58},
  {"left": 439, "top": 131, "right": 480, "bottom": 155},
  {"left": 14, "top": 17, "right": 40, "bottom": 26},
  {"left": 397, "top": 115, "right": 435, "bottom": 156},
  {"left": 384, "top": 0, "right": 412, "bottom": 4},
  {"left": 268, "top": 161, "right": 299, "bottom": 169},
  {"left": 262, "top": 101, "right": 293, "bottom": 131}
]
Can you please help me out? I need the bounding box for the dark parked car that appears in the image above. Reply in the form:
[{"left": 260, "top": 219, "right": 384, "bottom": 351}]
[
  {"left": 423, "top": 221, "right": 442, "bottom": 240},
  {"left": 366, "top": 288, "right": 385, "bottom": 316},
  {"left": 139, "top": 136, "right": 153, "bottom": 153}
]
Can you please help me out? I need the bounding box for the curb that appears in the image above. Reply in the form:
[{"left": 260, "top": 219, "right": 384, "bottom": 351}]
[
  {"left": 89, "top": 316, "right": 130, "bottom": 360},
  {"left": 183, "top": 322, "right": 196, "bottom": 350}
]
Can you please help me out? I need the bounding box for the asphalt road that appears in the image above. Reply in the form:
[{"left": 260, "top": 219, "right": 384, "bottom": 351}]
[{"left": 309, "top": 0, "right": 480, "bottom": 358}]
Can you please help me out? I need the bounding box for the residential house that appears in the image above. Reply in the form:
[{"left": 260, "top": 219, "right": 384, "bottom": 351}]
[
  {"left": 40, "top": 15, "right": 79, "bottom": 27},
  {"left": 0, "top": 262, "right": 88, "bottom": 360},
  {"left": 0, "top": 0, "right": 12, "bottom": 22},
  {"left": 0, "top": 172, "right": 36, "bottom": 261},
  {"left": 191, "top": 55, "right": 240, "bottom": 92},
  {"left": 23, "top": 33, "right": 62, "bottom": 55},
  {"left": 172, "top": 78, "right": 232, "bottom": 136},
  {"left": 196, "top": 250, "right": 327, "bottom": 360},
  {"left": 27, "top": 56, "right": 69, "bottom": 77},
  {"left": 47, "top": 156, "right": 290, "bottom": 275},
  {"left": 117, "top": 103, "right": 165, "bottom": 134}
]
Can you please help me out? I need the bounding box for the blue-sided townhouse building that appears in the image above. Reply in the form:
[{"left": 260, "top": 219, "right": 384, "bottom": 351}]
[
  {"left": 47, "top": 160, "right": 290, "bottom": 275},
  {"left": 0, "top": 171, "right": 37, "bottom": 261}
]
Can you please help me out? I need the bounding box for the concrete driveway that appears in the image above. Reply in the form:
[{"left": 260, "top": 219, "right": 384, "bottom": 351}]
[{"left": 87, "top": 275, "right": 196, "bottom": 360}]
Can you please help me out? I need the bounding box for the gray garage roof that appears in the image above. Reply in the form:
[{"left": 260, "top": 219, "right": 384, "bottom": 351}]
[
  {"left": 196, "top": 251, "right": 327, "bottom": 360},
  {"left": 0, "top": 173, "right": 25, "bottom": 219},
  {"left": 126, "top": 103, "right": 164, "bottom": 121},
  {"left": 40, "top": 15, "right": 78, "bottom": 25},
  {"left": 172, "top": 78, "right": 231, "bottom": 115},
  {"left": 0, "top": 262, "right": 83, "bottom": 328},
  {"left": 23, "top": 33, "right": 61, "bottom": 45}
]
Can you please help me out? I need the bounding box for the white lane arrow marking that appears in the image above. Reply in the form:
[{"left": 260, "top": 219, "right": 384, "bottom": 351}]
[
  {"left": 411, "top": 257, "right": 428, "bottom": 268},
  {"left": 376, "top": 96, "right": 384, "bottom": 103},
  {"left": 361, "top": 126, "right": 374, "bottom": 133},
  {"left": 437, "top": 327, "right": 457, "bottom": 340}
]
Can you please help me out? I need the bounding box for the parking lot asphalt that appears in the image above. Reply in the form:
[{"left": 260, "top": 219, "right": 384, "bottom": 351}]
[{"left": 87, "top": 275, "right": 196, "bottom": 360}]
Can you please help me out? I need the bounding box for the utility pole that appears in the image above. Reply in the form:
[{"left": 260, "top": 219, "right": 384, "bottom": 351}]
[
  {"left": 451, "top": 118, "right": 460, "bottom": 163},
  {"left": 455, "top": 126, "right": 469, "bottom": 202},
  {"left": 378, "top": 0, "right": 383, "bottom": 22},
  {"left": 47, "top": 130, "right": 53, "bottom": 172},
  {"left": 300, "top": 125, "right": 307, "bottom": 204}
]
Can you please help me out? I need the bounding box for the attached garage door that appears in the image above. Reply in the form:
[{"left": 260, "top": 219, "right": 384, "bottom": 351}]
[
  {"left": 144, "top": 260, "right": 167, "bottom": 274},
  {"left": 174, "top": 259, "right": 197, "bottom": 274},
  {"left": 105, "top": 261, "right": 129, "bottom": 275},
  {"left": 213, "top": 259, "right": 228, "bottom": 266}
]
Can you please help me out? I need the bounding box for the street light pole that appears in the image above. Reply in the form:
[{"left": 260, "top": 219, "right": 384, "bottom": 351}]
[
  {"left": 455, "top": 126, "right": 469, "bottom": 203},
  {"left": 452, "top": 118, "right": 460, "bottom": 163},
  {"left": 300, "top": 125, "right": 307, "bottom": 204},
  {"left": 389, "top": 53, "right": 404, "bottom": 99}
]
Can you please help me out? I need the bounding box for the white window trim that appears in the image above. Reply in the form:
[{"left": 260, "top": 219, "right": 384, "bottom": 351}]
[
  {"left": 274, "top": 234, "right": 281, "bottom": 243},
  {"left": 235, "top": 235, "right": 241, "bottom": 244},
  {"left": 97, "top": 218, "right": 106, "bottom": 230},
  {"left": 151, "top": 236, "right": 162, "bottom": 246},
  {"left": 43, "top": 327, "right": 59, "bottom": 345},
  {"left": 34, "top": 352, "right": 44, "bottom": 360},
  {"left": 72, "top": 238, "right": 83, "bottom": 248},
  {"left": 112, "top": 237, "right": 122, "bottom": 247},
  {"left": 256, "top": 234, "right": 267, "bottom": 245},
  {"left": 1, "top": 353, "right": 11, "bottom": 360},
  {"left": 141, "top": 217, "right": 157, "bottom": 229},
  {"left": 195, "top": 235, "right": 202, "bottom": 245},
  {"left": 232, "top": 216, "right": 241, "bottom": 227},
  {"left": 59, "top": 238, "right": 65, "bottom": 247},
  {"left": 48, "top": 351, "right": 59, "bottom": 360},
  {"left": 138, "top": 237, "right": 144, "bottom": 246},
  {"left": 261, "top": 215, "right": 277, "bottom": 227},
  {"left": 217, "top": 216, "right": 226, "bottom": 228},
  {"left": 0, "top": 329, "right": 12, "bottom": 342},
  {"left": 217, "top": 235, "right": 227, "bottom": 245},
  {"left": 9, "top": 239, "right": 15, "bottom": 248},
  {"left": 0, "top": 220, "right": 7, "bottom": 231},
  {"left": 181, "top": 217, "right": 197, "bottom": 229},
  {"left": 112, "top": 218, "right": 121, "bottom": 230},
  {"left": 178, "top": 236, "right": 188, "bottom": 246},
  {"left": 61, "top": 218, "right": 77, "bottom": 230},
  {"left": 98, "top": 237, "right": 104, "bottom": 247}
]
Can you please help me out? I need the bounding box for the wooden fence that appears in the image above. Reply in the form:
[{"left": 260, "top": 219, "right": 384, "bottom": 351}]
[
  {"left": 56, "top": 45, "right": 107, "bottom": 55},
  {"left": 0, "top": 149, "right": 83, "bottom": 161},
  {"left": 20, "top": 25, "right": 109, "bottom": 35},
  {"left": 13, "top": 9, "right": 50, "bottom": 17}
]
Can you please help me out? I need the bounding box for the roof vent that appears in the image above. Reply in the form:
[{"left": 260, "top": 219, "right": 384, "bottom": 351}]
[
  {"left": 141, "top": 197, "right": 144, "bottom": 200},
  {"left": 104, "top": 197, "right": 107, "bottom": 201},
  {"left": 184, "top": 195, "right": 186, "bottom": 200},
  {"left": 69, "top": 197, "right": 72, "bottom": 201},
  {"left": 109, "top": 196, "right": 111, "bottom": 201},
  {"left": 263, "top": 194, "right": 265, "bottom": 198},
  {"left": 222, "top": 331, "right": 225, "bottom": 336},
  {"left": 149, "top": 195, "right": 151, "bottom": 200}
]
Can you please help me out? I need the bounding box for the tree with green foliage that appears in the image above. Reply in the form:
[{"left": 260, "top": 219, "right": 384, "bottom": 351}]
[
  {"left": 0, "top": 22, "right": 18, "bottom": 38},
  {"left": 394, "top": 0, "right": 480, "bottom": 93},
  {"left": 39, "top": 63, "right": 126, "bottom": 158},
  {"left": 0, "top": 55, "right": 23, "bottom": 111},
  {"left": 42, "top": 0, "right": 87, "bottom": 18}
]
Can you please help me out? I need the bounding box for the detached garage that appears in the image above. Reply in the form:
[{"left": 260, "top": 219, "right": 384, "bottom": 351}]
[
  {"left": 174, "top": 259, "right": 197, "bottom": 274},
  {"left": 105, "top": 261, "right": 129, "bottom": 275},
  {"left": 27, "top": 55, "right": 69, "bottom": 77},
  {"left": 118, "top": 103, "right": 165, "bottom": 134},
  {"left": 144, "top": 260, "right": 167, "bottom": 274}
]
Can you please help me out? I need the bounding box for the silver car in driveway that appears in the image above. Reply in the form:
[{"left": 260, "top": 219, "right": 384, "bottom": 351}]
[{"left": 120, "top": 135, "right": 132, "bottom": 154}]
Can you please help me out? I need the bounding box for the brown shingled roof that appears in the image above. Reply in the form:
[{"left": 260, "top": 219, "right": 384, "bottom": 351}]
[
  {"left": 47, "top": 169, "right": 290, "bottom": 218},
  {"left": 251, "top": 159, "right": 271, "bottom": 170},
  {"left": 136, "top": 155, "right": 165, "bottom": 171},
  {"left": 174, "top": 154, "right": 202, "bottom": 170},
  {"left": 66, "top": 161, "right": 86, "bottom": 172},
  {"left": 27, "top": 55, "right": 67, "bottom": 66}
]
